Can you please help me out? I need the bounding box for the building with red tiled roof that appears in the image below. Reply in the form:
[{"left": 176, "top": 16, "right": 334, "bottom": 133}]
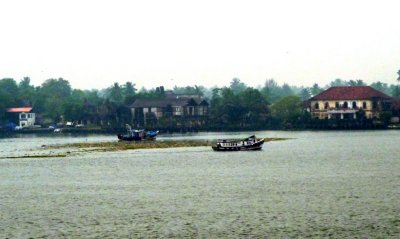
[
  {"left": 307, "top": 86, "right": 393, "bottom": 120},
  {"left": 310, "top": 86, "right": 392, "bottom": 101},
  {"left": 6, "top": 107, "right": 36, "bottom": 128}
]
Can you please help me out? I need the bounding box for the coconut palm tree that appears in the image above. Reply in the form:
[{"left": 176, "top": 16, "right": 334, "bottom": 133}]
[{"left": 397, "top": 69, "right": 400, "bottom": 82}]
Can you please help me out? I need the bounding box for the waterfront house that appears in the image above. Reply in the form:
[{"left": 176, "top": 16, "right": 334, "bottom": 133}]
[
  {"left": 6, "top": 107, "right": 36, "bottom": 128},
  {"left": 307, "top": 86, "right": 392, "bottom": 120},
  {"left": 130, "top": 91, "right": 209, "bottom": 128}
]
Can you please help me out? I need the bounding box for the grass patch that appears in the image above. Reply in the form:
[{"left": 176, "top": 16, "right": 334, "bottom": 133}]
[
  {"left": 0, "top": 154, "right": 67, "bottom": 159},
  {"left": 51, "top": 140, "right": 213, "bottom": 151}
]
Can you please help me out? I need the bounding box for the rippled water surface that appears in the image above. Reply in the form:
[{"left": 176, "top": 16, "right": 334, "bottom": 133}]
[{"left": 1, "top": 131, "right": 399, "bottom": 238}]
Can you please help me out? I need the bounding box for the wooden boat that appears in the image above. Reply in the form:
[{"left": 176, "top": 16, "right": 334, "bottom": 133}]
[
  {"left": 212, "top": 135, "right": 264, "bottom": 151},
  {"left": 117, "top": 125, "right": 159, "bottom": 141}
]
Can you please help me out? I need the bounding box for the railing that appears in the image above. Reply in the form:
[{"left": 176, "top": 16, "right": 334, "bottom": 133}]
[{"left": 314, "top": 106, "right": 366, "bottom": 111}]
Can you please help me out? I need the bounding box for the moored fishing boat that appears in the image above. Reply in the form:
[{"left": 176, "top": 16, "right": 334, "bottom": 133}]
[
  {"left": 117, "top": 125, "right": 159, "bottom": 141},
  {"left": 212, "top": 135, "right": 264, "bottom": 151}
]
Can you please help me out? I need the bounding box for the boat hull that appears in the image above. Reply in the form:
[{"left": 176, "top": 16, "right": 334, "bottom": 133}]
[
  {"left": 117, "top": 134, "right": 142, "bottom": 141},
  {"left": 212, "top": 138, "right": 264, "bottom": 151},
  {"left": 117, "top": 130, "right": 158, "bottom": 141}
]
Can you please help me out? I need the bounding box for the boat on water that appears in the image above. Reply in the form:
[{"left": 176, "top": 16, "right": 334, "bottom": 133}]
[
  {"left": 53, "top": 128, "right": 62, "bottom": 133},
  {"left": 212, "top": 135, "right": 264, "bottom": 151},
  {"left": 117, "top": 125, "right": 159, "bottom": 141}
]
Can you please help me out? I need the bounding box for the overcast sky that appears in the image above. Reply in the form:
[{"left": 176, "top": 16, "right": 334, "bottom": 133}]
[{"left": 1, "top": 0, "right": 399, "bottom": 90}]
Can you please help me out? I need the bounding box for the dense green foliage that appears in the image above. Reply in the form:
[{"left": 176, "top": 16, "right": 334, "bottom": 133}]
[
  {"left": 270, "top": 96, "right": 305, "bottom": 129},
  {"left": 1, "top": 72, "right": 399, "bottom": 130},
  {"left": 210, "top": 86, "right": 269, "bottom": 130}
]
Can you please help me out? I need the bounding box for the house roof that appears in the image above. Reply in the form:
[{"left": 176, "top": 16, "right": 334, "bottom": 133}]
[
  {"left": 130, "top": 98, "right": 207, "bottom": 108},
  {"left": 164, "top": 91, "right": 203, "bottom": 101},
  {"left": 310, "top": 86, "right": 392, "bottom": 101},
  {"left": 131, "top": 91, "right": 209, "bottom": 108},
  {"left": 6, "top": 107, "right": 33, "bottom": 113}
]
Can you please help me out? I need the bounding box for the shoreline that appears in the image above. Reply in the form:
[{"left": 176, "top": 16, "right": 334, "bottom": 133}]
[{"left": 1, "top": 124, "right": 399, "bottom": 137}]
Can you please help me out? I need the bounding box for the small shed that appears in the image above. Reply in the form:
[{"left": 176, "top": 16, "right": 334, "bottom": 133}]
[{"left": 6, "top": 107, "right": 35, "bottom": 128}]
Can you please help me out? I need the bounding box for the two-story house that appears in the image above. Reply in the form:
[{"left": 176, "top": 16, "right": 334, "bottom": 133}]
[
  {"left": 308, "top": 86, "right": 392, "bottom": 120},
  {"left": 6, "top": 107, "right": 36, "bottom": 128},
  {"left": 130, "top": 91, "right": 209, "bottom": 128}
]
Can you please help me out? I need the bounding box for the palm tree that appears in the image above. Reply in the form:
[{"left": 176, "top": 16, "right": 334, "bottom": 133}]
[
  {"left": 109, "top": 83, "right": 123, "bottom": 103},
  {"left": 397, "top": 69, "right": 400, "bottom": 82}
]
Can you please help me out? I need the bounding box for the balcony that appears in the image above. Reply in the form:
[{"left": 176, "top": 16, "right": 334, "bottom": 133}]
[{"left": 326, "top": 108, "right": 358, "bottom": 114}]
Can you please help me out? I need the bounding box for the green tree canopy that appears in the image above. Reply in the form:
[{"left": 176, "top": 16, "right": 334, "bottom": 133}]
[
  {"left": 281, "top": 83, "right": 294, "bottom": 98},
  {"left": 38, "top": 78, "right": 72, "bottom": 122},
  {"left": 370, "top": 81, "right": 391, "bottom": 95},
  {"left": 299, "top": 88, "right": 311, "bottom": 101},
  {"left": 41, "top": 78, "right": 72, "bottom": 98},
  {"left": 123, "top": 82, "right": 136, "bottom": 98},
  {"left": 397, "top": 69, "right": 400, "bottom": 82},
  {"left": 229, "top": 78, "right": 247, "bottom": 95},
  {"left": 310, "top": 83, "right": 323, "bottom": 96},
  {"left": 261, "top": 78, "right": 281, "bottom": 103},
  {"left": 0, "top": 78, "right": 19, "bottom": 121},
  {"left": 270, "top": 95, "right": 303, "bottom": 127},
  {"left": 0, "top": 78, "right": 19, "bottom": 107},
  {"left": 18, "top": 77, "right": 36, "bottom": 106},
  {"left": 392, "top": 85, "right": 400, "bottom": 98},
  {"left": 329, "top": 78, "right": 347, "bottom": 87},
  {"left": 173, "top": 85, "right": 205, "bottom": 96},
  {"left": 347, "top": 79, "right": 366, "bottom": 86},
  {"left": 108, "top": 83, "right": 123, "bottom": 103}
]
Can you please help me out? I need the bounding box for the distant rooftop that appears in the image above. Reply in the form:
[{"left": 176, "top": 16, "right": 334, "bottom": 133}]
[
  {"left": 310, "top": 86, "right": 392, "bottom": 101},
  {"left": 165, "top": 91, "right": 203, "bottom": 100},
  {"left": 130, "top": 92, "right": 208, "bottom": 108},
  {"left": 6, "top": 107, "right": 33, "bottom": 113}
]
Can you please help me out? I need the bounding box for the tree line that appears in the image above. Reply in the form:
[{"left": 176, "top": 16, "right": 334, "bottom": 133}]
[{"left": 1, "top": 74, "right": 399, "bottom": 130}]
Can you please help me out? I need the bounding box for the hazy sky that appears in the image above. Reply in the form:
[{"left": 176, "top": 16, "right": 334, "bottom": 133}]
[{"left": 1, "top": 0, "right": 399, "bottom": 90}]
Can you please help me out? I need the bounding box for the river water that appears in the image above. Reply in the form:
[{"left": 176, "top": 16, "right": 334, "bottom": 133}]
[{"left": 0, "top": 131, "right": 399, "bottom": 238}]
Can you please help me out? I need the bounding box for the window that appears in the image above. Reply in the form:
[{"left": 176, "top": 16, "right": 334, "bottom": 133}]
[
  {"left": 362, "top": 102, "right": 367, "bottom": 109},
  {"left": 335, "top": 102, "right": 340, "bottom": 108},
  {"left": 372, "top": 101, "right": 377, "bottom": 110},
  {"left": 352, "top": 101, "right": 357, "bottom": 109},
  {"left": 343, "top": 102, "right": 348, "bottom": 109},
  {"left": 188, "top": 106, "right": 194, "bottom": 115},
  {"left": 324, "top": 102, "right": 329, "bottom": 109},
  {"left": 314, "top": 102, "right": 319, "bottom": 110}
]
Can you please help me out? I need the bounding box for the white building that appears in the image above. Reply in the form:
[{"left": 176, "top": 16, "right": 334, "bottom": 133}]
[{"left": 6, "top": 107, "right": 36, "bottom": 128}]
